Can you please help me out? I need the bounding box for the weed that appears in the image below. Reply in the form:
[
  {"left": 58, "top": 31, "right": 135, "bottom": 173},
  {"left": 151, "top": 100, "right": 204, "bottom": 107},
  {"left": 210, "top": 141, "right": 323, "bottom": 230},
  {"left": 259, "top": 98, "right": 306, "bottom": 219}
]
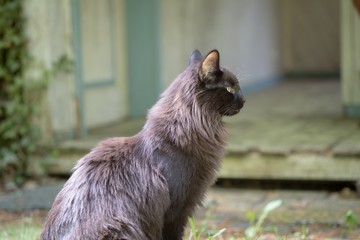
[
  {"left": 344, "top": 210, "right": 358, "bottom": 236},
  {"left": 187, "top": 216, "right": 227, "bottom": 240},
  {"left": 186, "top": 199, "right": 283, "bottom": 240},
  {"left": 244, "top": 199, "right": 282, "bottom": 239},
  {"left": 291, "top": 226, "right": 310, "bottom": 240}
]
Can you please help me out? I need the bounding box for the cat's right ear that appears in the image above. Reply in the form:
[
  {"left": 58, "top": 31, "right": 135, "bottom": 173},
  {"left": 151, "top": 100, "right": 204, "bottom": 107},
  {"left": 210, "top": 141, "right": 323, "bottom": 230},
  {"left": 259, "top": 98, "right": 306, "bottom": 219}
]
[
  {"left": 199, "top": 50, "right": 221, "bottom": 88},
  {"left": 188, "top": 49, "right": 203, "bottom": 66}
]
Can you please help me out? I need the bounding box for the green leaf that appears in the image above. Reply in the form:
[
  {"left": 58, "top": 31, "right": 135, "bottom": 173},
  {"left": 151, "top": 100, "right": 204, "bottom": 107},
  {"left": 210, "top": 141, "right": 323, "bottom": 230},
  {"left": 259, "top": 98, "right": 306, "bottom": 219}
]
[
  {"left": 246, "top": 211, "right": 256, "bottom": 225},
  {"left": 208, "top": 228, "right": 226, "bottom": 238},
  {"left": 345, "top": 210, "right": 358, "bottom": 229},
  {"left": 264, "top": 199, "right": 282, "bottom": 214},
  {"left": 245, "top": 226, "right": 256, "bottom": 238},
  {"left": 245, "top": 199, "right": 283, "bottom": 239}
]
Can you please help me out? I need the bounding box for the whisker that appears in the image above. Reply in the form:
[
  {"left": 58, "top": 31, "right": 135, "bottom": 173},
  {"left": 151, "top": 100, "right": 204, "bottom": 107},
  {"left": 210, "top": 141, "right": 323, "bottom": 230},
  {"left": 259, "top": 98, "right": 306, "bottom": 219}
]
[{"left": 235, "top": 67, "right": 251, "bottom": 83}]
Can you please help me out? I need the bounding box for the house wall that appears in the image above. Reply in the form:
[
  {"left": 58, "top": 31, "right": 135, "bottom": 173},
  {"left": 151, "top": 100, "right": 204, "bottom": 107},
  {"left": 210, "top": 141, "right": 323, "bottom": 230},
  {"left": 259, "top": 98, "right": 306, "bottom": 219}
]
[
  {"left": 281, "top": 0, "right": 340, "bottom": 75},
  {"left": 24, "top": 0, "right": 77, "bottom": 141},
  {"left": 114, "top": 0, "right": 129, "bottom": 121},
  {"left": 77, "top": 0, "right": 129, "bottom": 130},
  {"left": 24, "top": 0, "right": 129, "bottom": 140},
  {"left": 160, "top": 0, "right": 282, "bottom": 92}
]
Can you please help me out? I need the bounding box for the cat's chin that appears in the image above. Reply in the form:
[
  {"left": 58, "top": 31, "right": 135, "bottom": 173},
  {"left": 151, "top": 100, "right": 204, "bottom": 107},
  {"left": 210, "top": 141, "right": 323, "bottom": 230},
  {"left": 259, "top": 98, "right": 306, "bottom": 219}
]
[{"left": 222, "top": 108, "right": 241, "bottom": 116}]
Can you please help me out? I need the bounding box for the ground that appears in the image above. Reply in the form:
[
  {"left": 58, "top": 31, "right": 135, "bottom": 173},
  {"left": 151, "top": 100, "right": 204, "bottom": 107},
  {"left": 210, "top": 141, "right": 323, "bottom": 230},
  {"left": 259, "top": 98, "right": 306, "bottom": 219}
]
[{"left": 0, "top": 180, "right": 359, "bottom": 240}]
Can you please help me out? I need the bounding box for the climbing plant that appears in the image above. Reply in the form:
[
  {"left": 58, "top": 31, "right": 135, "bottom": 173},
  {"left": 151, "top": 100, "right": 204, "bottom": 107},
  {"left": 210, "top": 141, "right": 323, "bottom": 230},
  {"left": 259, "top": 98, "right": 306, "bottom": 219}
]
[
  {"left": 0, "top": 0, "right": 73, "bottom": 187},
  {"left": 0, "top": 0, "right": 33, "bottom": 187}
]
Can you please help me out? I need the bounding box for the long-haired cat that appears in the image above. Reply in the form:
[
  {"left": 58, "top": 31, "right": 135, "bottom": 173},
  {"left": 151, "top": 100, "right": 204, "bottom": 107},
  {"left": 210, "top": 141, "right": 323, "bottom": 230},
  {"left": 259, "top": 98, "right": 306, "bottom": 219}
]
[{"left": 41, "top": 49, "right": 245, "bottom": 240}]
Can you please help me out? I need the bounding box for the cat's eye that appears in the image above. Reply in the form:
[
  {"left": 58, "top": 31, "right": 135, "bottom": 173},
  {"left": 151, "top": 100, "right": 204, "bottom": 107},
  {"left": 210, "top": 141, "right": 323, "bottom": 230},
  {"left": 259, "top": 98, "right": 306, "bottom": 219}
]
[{"left": 226, "top": 86, "right": 236, "bottom": 94}]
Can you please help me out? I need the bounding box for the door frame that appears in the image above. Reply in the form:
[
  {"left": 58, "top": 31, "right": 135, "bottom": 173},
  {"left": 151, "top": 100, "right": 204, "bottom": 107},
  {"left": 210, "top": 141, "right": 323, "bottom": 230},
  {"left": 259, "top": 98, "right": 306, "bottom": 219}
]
[{"left": 71, "top": 0, "right": 118, "bottom": 137}]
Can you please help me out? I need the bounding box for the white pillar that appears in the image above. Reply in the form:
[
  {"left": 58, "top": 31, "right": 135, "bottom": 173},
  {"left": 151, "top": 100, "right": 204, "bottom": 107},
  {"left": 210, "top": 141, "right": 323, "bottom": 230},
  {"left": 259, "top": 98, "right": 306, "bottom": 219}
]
[{"left": 341, "top": 0, "right": 360, "bottom": 118}]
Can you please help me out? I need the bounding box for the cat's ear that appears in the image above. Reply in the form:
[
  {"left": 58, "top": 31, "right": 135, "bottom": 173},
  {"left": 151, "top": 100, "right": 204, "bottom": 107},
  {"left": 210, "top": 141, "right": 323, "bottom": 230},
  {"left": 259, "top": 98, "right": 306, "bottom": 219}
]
[
  {"left": 188, "top": 49, "right": 203, "bottom": 65},
  {"left": 199, "top": 50, "right": 221, "bottom": 87}
]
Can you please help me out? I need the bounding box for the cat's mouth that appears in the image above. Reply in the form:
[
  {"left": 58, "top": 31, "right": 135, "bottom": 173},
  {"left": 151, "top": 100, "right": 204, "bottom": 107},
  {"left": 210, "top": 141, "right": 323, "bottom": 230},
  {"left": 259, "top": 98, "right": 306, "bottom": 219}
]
[
  {"left": 222, "top": 100, "right": 244, "bottom": 116},
  {"left": 223, "top": 108, "right": 240, "bottom": 116},
  {"left": 222, "top": 106, "right": 242, "bottom": 116}
]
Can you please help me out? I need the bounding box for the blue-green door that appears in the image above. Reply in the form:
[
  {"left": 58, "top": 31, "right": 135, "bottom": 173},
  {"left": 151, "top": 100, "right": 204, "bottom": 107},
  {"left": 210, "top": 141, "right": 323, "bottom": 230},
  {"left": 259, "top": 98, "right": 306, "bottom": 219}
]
[{"left": 126, "top": 0, "right": 161, "bottom": 117}]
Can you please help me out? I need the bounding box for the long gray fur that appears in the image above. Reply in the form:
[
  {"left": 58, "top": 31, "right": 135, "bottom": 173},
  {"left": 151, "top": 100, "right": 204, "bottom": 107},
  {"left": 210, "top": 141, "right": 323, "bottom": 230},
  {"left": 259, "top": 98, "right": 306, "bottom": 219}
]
[{"left": 41, "top": 49, "right": 245, "bottom": 240}]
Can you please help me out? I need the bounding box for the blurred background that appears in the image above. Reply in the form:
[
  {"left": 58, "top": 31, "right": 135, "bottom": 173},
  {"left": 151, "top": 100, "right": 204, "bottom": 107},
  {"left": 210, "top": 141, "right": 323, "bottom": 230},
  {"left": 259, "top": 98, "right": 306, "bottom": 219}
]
[
  {"left": 1, "top": 0, "right": 360, "bottom": 238},
  {"left": 1, "top": 0, "right": 360, "bottom": 189}
]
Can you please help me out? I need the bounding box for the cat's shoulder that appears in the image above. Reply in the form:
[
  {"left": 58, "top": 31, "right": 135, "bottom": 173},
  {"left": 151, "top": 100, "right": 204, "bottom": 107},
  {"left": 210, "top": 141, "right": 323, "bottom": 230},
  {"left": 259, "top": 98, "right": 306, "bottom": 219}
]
[
  {"left": 96, "top": 136, "right": 139, "bottom": 148},
  {"left": 76, "top": 136, "right": 140, "bottom": 164}
]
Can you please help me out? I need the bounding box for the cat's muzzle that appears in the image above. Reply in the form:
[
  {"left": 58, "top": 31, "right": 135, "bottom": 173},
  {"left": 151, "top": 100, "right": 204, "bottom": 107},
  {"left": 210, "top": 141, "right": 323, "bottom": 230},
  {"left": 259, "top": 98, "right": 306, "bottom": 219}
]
[{"left": 224, "top": 98, "right": 245, "bottom": 116}]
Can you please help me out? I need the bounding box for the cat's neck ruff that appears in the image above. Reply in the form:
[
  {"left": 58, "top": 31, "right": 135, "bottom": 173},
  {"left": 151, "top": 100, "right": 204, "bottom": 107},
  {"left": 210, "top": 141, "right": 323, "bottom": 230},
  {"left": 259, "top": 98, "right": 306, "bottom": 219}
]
[{"left": 143, "top": 94, "right": 227, "bottom": 159}]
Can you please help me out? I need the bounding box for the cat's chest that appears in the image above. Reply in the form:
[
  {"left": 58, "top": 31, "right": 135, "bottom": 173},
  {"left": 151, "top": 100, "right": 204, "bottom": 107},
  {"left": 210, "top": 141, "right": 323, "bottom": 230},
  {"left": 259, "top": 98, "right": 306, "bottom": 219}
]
[{"left": 154, "top": 147, "right": 219, "bottom": 202}]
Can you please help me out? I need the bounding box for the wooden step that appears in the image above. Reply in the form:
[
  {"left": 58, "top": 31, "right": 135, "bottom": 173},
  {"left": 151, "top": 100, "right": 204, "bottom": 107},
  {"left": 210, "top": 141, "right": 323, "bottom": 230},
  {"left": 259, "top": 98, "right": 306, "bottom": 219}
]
[
  {"left": 35, "top": 147, "right": 360, "bottom": 182},
  {"left": 31, "top": 80, "right": 360, "bottom": 181}
]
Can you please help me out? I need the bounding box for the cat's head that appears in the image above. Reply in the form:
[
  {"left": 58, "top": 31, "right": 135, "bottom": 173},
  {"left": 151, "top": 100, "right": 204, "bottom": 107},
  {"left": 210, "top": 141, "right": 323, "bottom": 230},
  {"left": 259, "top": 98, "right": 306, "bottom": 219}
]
[{"left": 190, "top": 49, "right": 245, "bottom": 116}]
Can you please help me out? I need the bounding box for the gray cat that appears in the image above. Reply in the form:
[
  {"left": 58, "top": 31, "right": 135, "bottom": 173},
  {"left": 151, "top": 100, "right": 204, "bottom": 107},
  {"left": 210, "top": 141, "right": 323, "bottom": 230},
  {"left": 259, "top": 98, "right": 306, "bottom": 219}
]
[{"left": 41, "top": 49, "right": 245, "bottom": 240}]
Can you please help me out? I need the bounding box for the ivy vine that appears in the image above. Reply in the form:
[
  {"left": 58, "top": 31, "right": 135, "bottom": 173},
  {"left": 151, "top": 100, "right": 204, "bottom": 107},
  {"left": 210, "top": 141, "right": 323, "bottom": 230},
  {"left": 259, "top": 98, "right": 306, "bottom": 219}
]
[
  {"left": 0, "top": 0, "right": 72, "bottom": 187},
  {"left": 0, "top": 0, "right": 33, "bottom": 187}
]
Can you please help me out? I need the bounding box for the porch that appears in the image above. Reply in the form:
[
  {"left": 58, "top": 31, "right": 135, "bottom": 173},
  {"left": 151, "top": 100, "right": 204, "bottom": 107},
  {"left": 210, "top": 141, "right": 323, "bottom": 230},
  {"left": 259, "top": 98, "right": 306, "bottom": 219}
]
[{"left": 42, "top": 79, "right": 360, "bottom": 182}]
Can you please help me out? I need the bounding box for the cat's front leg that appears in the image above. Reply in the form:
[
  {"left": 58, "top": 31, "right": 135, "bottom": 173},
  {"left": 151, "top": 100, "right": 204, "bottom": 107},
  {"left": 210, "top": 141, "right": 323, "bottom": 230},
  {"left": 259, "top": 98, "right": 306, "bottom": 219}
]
[{"left": 161, "top": 214, "right": 188, "bottom": 240}]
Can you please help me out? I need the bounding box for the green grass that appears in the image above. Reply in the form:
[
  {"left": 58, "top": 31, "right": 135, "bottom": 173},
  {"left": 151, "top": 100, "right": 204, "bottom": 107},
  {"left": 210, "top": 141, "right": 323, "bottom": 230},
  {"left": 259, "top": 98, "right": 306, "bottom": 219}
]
[{"left": 0, "top": 217, "right": 42, "bottom": 240}]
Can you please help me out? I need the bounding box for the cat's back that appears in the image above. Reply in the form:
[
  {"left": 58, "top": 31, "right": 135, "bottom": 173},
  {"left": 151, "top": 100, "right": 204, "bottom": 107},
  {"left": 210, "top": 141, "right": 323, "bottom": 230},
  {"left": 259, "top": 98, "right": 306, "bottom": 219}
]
[{"left": 79, "top": 135, "right": 140, "bottom": 166}]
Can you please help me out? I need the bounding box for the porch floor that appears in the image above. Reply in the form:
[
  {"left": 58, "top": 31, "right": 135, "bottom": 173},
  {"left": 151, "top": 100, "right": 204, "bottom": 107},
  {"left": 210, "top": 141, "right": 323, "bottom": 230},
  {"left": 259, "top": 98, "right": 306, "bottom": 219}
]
[{"left": 47, "top": 79, "right": 360, "bottom": 181}]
